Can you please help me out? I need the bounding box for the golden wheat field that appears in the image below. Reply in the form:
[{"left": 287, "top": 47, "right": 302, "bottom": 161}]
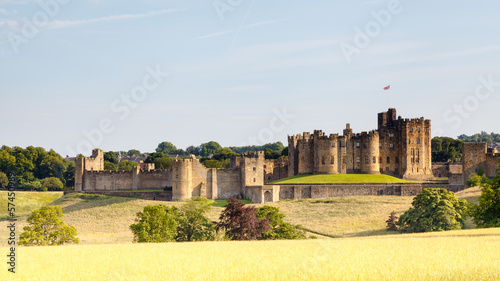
[{"left": 1, "top": 227, "right": 499, "bottom": 281}]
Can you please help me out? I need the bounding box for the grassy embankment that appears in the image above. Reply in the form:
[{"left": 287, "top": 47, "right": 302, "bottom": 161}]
[{"left": 0, "top": 187, "right": 482, "bottom": 244}]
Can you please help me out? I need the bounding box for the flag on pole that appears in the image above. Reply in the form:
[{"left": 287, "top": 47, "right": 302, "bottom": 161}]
[{"left": 383, "top": 85, "right": 390, "bottom": 90}]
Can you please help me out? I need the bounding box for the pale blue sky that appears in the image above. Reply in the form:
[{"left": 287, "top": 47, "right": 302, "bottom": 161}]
[{"left": 1, "top": 0, "right": 499, "bottom": 156}]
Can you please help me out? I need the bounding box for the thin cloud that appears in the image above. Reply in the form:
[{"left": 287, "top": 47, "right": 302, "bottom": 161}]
[
  {"left": 47, "top": 9, "right": 182, "bottom": 29},
  {"left": 196, "top": 30, "right": 234, "bottom": 40},
  {"left": 196, "top": 18, "right": 288, "bottom": 40},
  {"left": 244, "top": 18, "right": 288, "bottom": 29}
]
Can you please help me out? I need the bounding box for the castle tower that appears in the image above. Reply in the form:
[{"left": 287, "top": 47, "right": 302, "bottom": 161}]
[
  {"left": 172, "top": 159, "right": 193, "bottom": 201},
  {"left": 241, "top": 151, "right": 265, "bottom": 189},
  {"left": 360, "top": 131, "right": 380, "bottom": 174},
  {"left": 74, "top": 149, "right": 104, "bottom": 191}
]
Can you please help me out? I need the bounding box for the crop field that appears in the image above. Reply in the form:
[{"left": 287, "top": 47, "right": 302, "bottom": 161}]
[
  {"left": 269, "top": 174, "right": 419, "bottom": 184},
  {"left": 1, "top": 227, "right": 499, "bottom": 281}
]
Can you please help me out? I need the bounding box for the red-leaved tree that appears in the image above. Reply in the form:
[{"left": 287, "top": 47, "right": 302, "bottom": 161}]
[{"left": 217, "top": 198, "right": 270, "bottom": 240}]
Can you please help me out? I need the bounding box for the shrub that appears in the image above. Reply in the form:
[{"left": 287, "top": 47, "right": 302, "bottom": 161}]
[
  {"left": 256, "top": 206, "right": 305, "bottom": 240},
  {"left": 397, "top": 188, "right": 469, "bottom": 233},
  {"left": 386, "top": 211, "right": 399, "bottom": 231},
  {"left": 42, "top": 177, "right": 64, "bottom": 191},
  {"left": 471, "top": 160, "right": 500, "bottom": 228},
  {"left": 19, "top": 206, "right": 79, "bottom": 246},
  {"left": 130, "top": 205, "right": 179, "bottom": 243},
  {"left": 176, "top": 197, "right": 216, "bottom": 242},
  {"left": 466, "top": 173, "right": 486, "bottom": 187},
  {"left": 217, "top": 198, "right": 269, "bottom": 240}
]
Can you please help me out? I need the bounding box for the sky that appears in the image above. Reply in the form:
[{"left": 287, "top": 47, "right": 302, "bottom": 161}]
[{"left": 1, "top": 0, "right": 499, "bottom": 157}]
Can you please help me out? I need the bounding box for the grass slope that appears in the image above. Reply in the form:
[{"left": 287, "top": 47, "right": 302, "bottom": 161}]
[
  {"left": 270, "top": 174, "right": 418, "bottom": 184},
  {"left": 1, "top": 227, "right": 499, "bottom": 281},
  {"left": 0, "top": 191, "right": 63, "bottom": 219},
  {"left": 0, "top": 187, "right": 482, "bottom": 245}
]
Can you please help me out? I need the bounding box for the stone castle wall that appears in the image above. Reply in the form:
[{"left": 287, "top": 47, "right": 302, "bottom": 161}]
[{"left": 462, "top": 142, "right": 499, "bottom": 182}]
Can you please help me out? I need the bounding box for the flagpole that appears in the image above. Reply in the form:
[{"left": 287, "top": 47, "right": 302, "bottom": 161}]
[{"left": 389, "top": 88, "right": 391, "bottom": 108}]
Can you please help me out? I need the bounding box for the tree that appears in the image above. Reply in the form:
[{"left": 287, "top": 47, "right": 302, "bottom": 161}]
[
  {"left": 19, "top": 206, "right": 79, "bottom": 246},
  {"left": 118, "top": 160, "right": 138, "bottom": 171},
  {"left": 42, "top": 177, "right": 64, "bottom": 191},
  {"left": 63, "top": 161, "right": 75, "bottom": 188},
  {"left": 200, "top": 141, "right": 222, "bottom": 157},
  {"left": 186, "top": 145, "right": 201, "bottom": 156},
  {"left": 212, "top": 148, "right": 238, "bottom": 161},
  {"left": 264, "top": 148, "right": 281, "bottom": 159},
  {"left": 176, "top": 197, "right": 216, "bottom": 242},
  {"left": 104, "top": 161, "right": 117, "bottom": 171},
  {"left": 386, "top": 211, "right": 399, "bottom": 231},
  {"left": 127, "top": 149, "right": 141, "bottom": 157},
  {"left": 397, "top": 188, "right": 469, "bottom": 233},
  {"left": 0, "top": 171, "right": 8, "bottom": 188},
  {"left": 201, "top": 159, "right": 227, "bottom": 169},
  {"left": 217, "top": 198, "right": 269, "bottom": 240},
  {"left": 130, "top": 205, "right": 179, "bottom": 243},
  {"left": 471, "top": 159, "right": 500, "bottom": 228},
  {"left": 104, "top": 151, "right": 118, "bottom": 165},
  {"left": 145, "top": 152, "right": 172, "bottom": 169},
  {"left": 256, "top": 206, "right": 305, "bottom": 240},
  {"left": 0, "top": 150, "right": 16, "bottom": 174},
  {"left": 156, "top": 141, "right": 178, "bottom": 155},
  {"left": 431, "top": 137, "right": 463, "bottom": 162}
]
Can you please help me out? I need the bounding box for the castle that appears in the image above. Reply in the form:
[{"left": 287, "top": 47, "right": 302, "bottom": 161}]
[
  {"left": 75, "top": 150, "right": 279, "bottom": 202},
  {"left": 74, "top": 108, "right": 499, "bottom": 202},
  {"left": 288, "top": 108, "right": 434, "bottom": 180}
]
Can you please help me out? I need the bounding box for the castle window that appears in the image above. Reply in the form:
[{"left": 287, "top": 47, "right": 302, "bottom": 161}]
[
  {"left": 356, "top": 142, "right": 360, "bottom": 148},
  {"left": 387, "top": 157, "right": 390, "bottom": 164},
  {"left": 389, "top": 144, "right": 394, "bottom": 149},
  {"left": 416, "top": 138, "right": 420, "bottom": 144},
  {"left": 409, "top": 128, "right": 413, "bottom": 133},
  {"left": 379, "top": 143, "right": 382, "bottom": 148},
  {"left": 364, "top": 142, "right": 367, "bottom": 148},
  {"left": 365, "top": 157, "right": 369, "bottom": 163},
  {"left": 322, "top": 156, "right": 326, "bottom": 165},
  {"left": 417, "top": 157, "right": 420, "bottom": 163},
  {"left": 396, "top": 157, "right": 399, "bottom": 164},
  {"left": 373, "top": 156, "right": 376, "bottom": 163},
  {"left": 417, "top": 168, "right": 419, "bottom": 172},
  {"left": 331, "top": 156, "right": 335, "bottom": 165},
  {"left": 411, "top": 150, "right": 414, "bottom": 155},
  {"left": 253, "top": 178, "right": 256, "bottom": 182},
  {"left": 379, "top": 157, "right": 382, "bottom": 163},
  {"left": 409, "top": 139, "right": 411, "bottom": 144},
  {"left": 389, "top": 133, "right": 394, "bottom": 138},
  {"left": 416, "top": 150, "right": 419, "bottom": 155},
  {"left": 253, "top": 167, "right": 256, "bottom": 171},
  {"left": 411, "top": 158, "right": 415, "bottom": 163},
  {"left": 356, "top": 157, "right": 360, "bottom": 163},
  {"left": 264, "top": 165, "right": 266, "bottom": 169},
  {"left": 342, "top": 156, "right": 346, "bottom": 164},
  {"left": 332, "top": 142, "right": 335, "bottom": 147},
  {"left": 417, "top": 128, "right": 420, "bottom": 133},
  {"left": 341, "top": 142, "right": 345, "bottom": 147}
]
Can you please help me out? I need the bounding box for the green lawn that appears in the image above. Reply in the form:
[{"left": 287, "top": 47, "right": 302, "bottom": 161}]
[
  {"left": 212, "top": 199, "right": 251, "bottom": 207},
  {"left": 269, "top": 174, "right": 418, "bottom": 184},
  {"left": 0, "top": 191, "right": 63, "bottom": 219}
]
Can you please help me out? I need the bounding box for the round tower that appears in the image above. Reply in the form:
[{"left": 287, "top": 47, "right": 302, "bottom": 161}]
[
  {"left": 172, "top": 159, "right": 192, "bottom": 201},
  {"left": 361, "top": 131, "right": 380, "bottom": 174}
]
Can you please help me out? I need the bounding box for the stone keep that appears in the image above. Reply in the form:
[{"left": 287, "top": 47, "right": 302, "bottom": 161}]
[{"left": 288, "top": 108, "right": 434, "bottom": 180}]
